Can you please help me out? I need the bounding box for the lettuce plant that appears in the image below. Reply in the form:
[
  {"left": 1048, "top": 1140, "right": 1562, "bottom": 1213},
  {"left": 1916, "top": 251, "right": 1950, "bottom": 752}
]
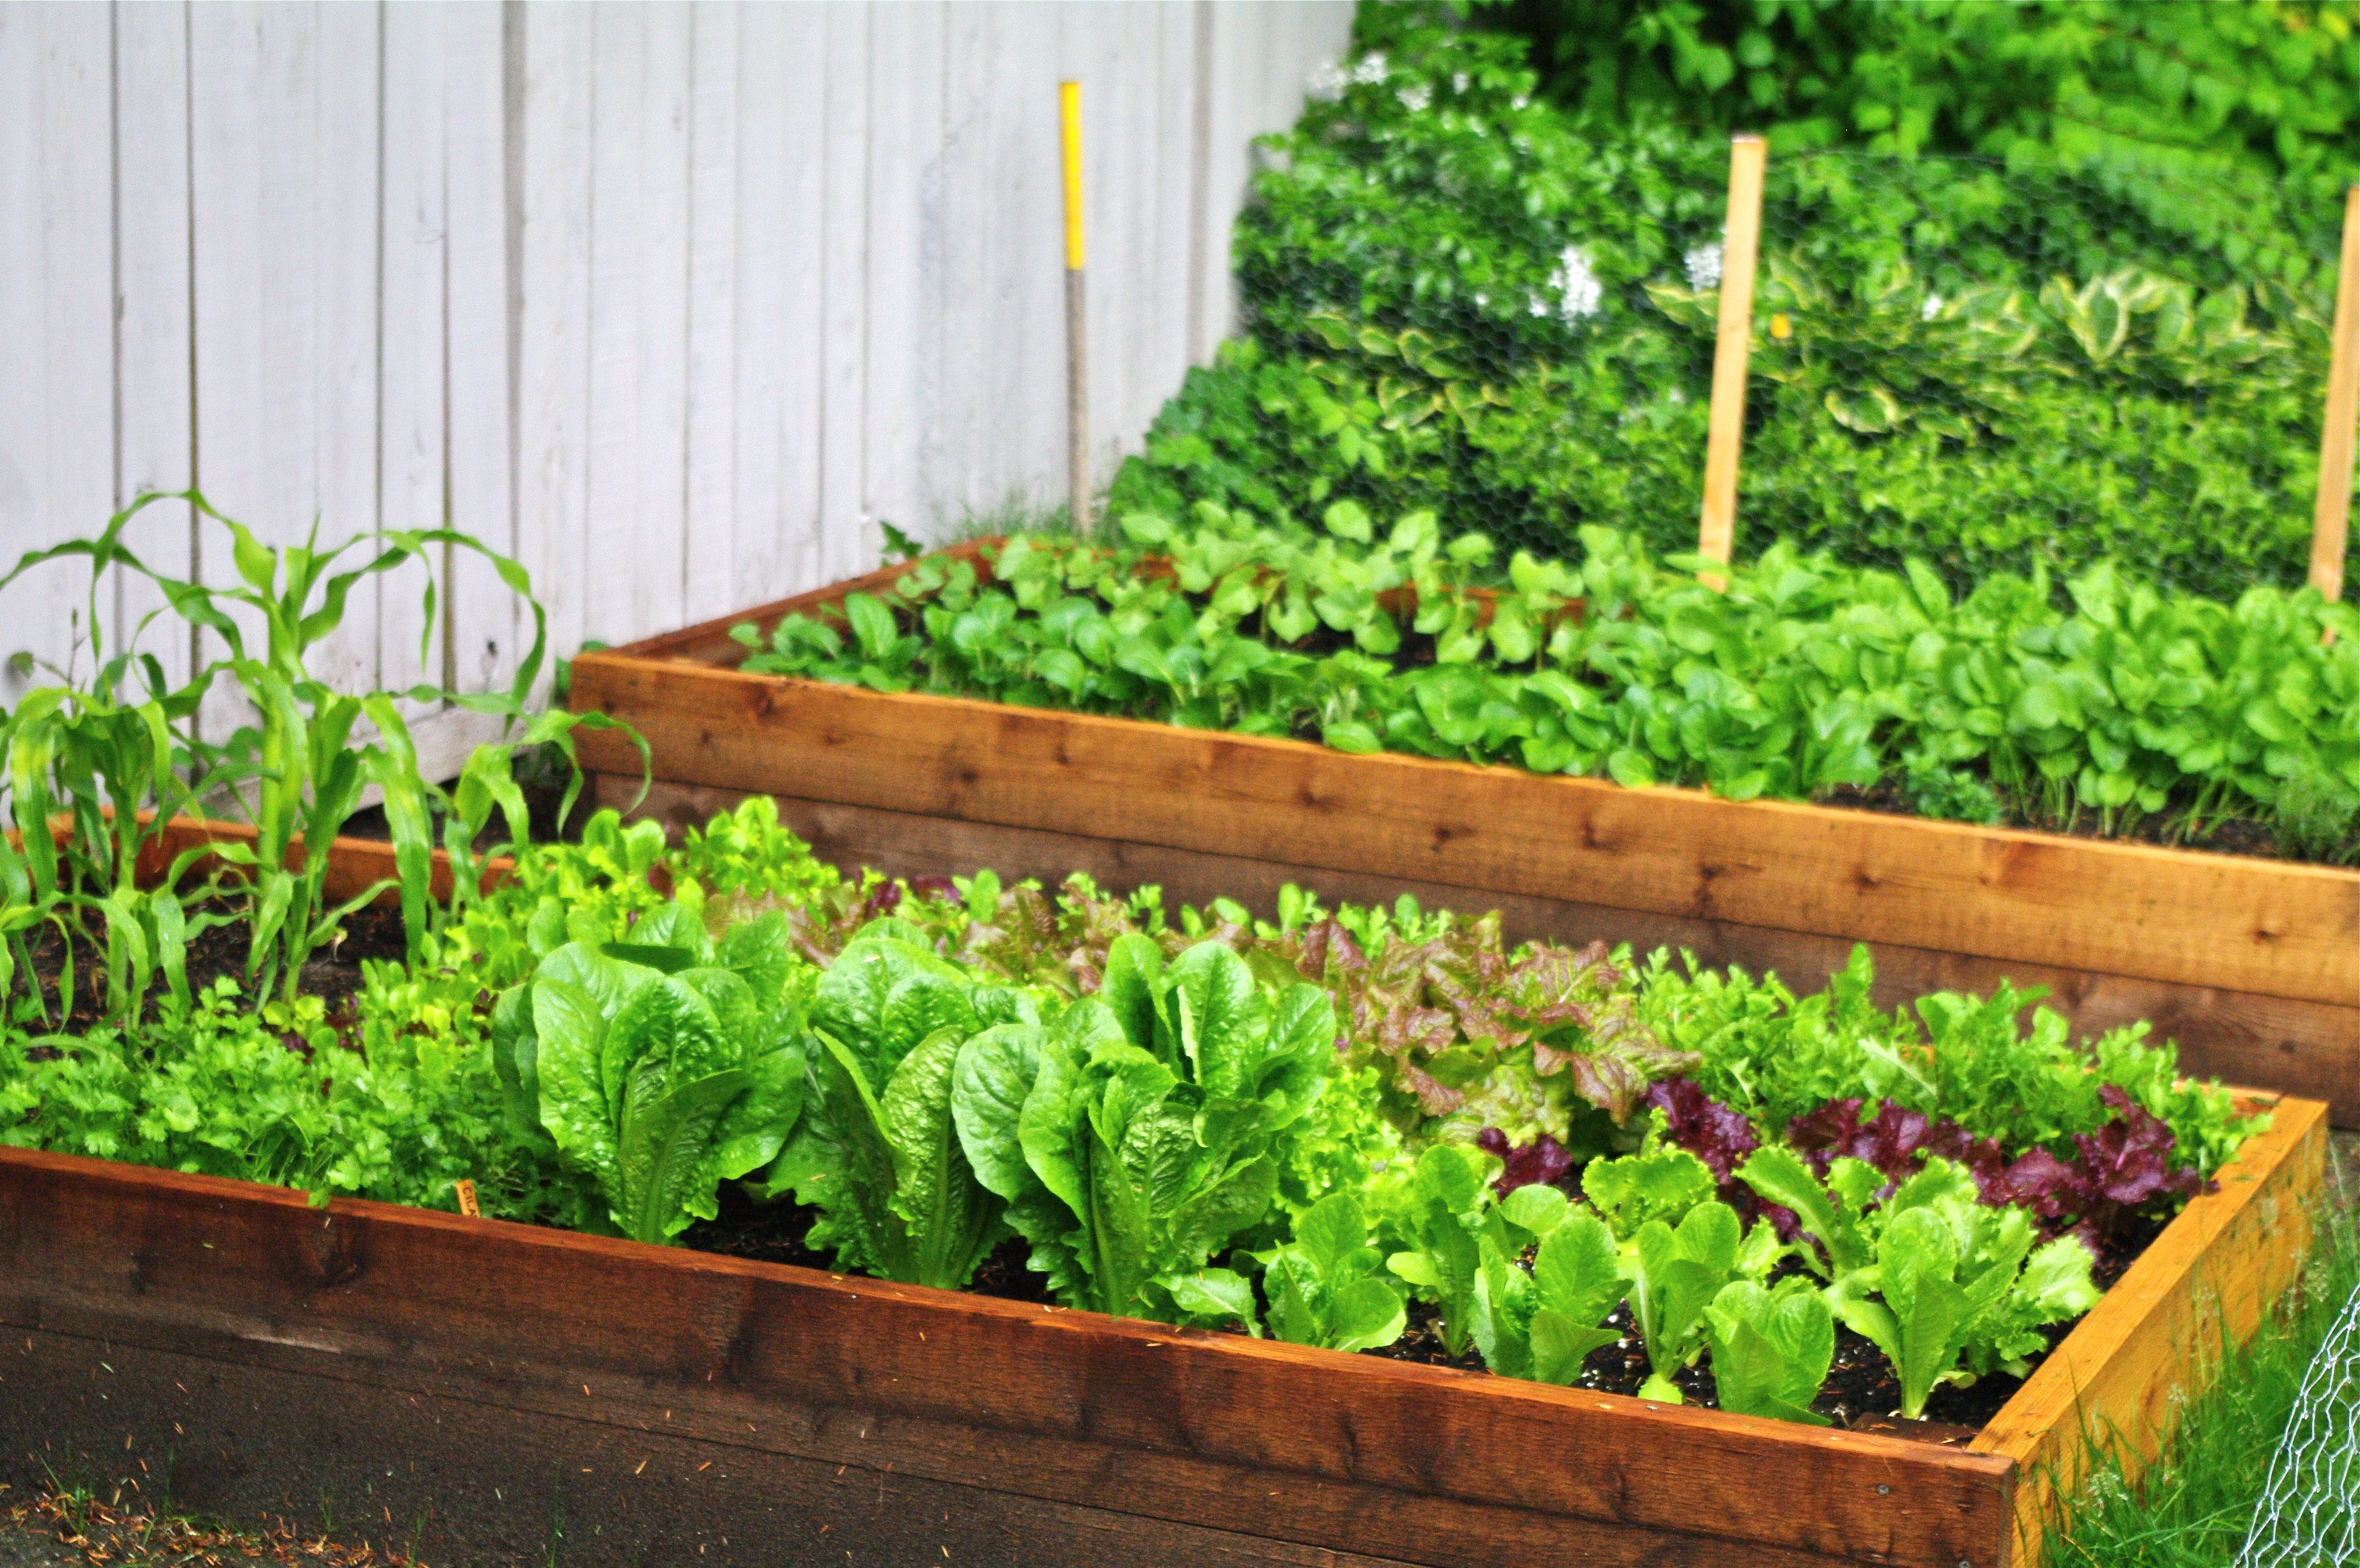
[
  {"left": 1580, "top": 1136, "right": 1778, "bottom": 1402},
  {"left": 1383, "top": 1142, "right": 1496, "bottom": 1357},
  {"left": 764, "top": 922, "right": 1038, "bottom": 1288},
  {"left": 1469, "top": 1185, "right": 1629, "bottom": 1386},
  {"left": 1703, "top": 1279, "right": 1836, "bottom": 1426},
  {"left": 1178, "top": 1191, "right": 1409, "bottom": 1349},
  {"left": 1737, "top": 1145, "right": 1881, "bottom": 1277},
  {"left": 1825, "top": 1159, "right": 2099, "bottom": 1419},
  {"left": 1622, "top": 1202, "right": 1745, "bottom": 1404},
  {"left": 950, "top": 936, "right": 1334, "bottom": 1319},
  {"left": 491, "top": 910, "right": 806, "bottom": 1244},
  {"left": 1263, "top": 1191, "right": 1410, "bottom": 1351}
]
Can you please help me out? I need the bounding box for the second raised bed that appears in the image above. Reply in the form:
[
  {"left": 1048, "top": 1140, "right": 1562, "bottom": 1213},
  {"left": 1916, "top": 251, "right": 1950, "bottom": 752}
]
[{"left": 568, "top": 550, "right": 2360, "bottom": 1124}]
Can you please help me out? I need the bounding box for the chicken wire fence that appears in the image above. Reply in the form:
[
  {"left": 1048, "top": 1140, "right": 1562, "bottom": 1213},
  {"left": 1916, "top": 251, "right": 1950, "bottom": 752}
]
[
  {"left": 2237, "top": 1274, "right": 2359, "bottom": 1568},
  {"left": 1724, "top": 153, "right": 2348, "bottom": 604},
  {"left": 1114, "top": 72, "right": 2355, "bottom": 605}
]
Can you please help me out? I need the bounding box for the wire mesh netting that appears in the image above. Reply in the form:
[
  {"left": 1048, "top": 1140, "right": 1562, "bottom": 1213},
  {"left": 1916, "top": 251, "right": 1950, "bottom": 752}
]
[
  {"left": 2236, "top": 1275, "right": 2360, "bottom": 1567},
  {"left": 1730, "top": 153, "right": 2347, "bottom": 604},
  {"left": 1105, "top": 34, "right": 2357, "bottom": 604}
]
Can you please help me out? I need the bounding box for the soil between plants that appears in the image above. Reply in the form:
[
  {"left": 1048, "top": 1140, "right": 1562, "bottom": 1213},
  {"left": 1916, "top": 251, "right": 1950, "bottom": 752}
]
[{"left": 21, "top": 898, "right": 410, "bottom": 1040}]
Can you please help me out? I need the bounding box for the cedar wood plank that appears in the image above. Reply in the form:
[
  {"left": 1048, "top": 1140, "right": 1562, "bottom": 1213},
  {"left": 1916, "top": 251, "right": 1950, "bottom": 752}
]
[
  {"left": 1972, "top": 1095, "right": 2330, "bottom": 1566},
  {"left": 605, "top": 777, "right": 2360, "bottom": 1123},
  {"left": 3, "top": 1332, "right": 1447, "bottom": 1568},
  {"left": 3, "top": 1335, "right": 1857, "bottom": 1568},
  {"left": 141, "top": 816, "right": 513, "bottom": 904},
  {"left": 0, "top": 1146, "right": 2015, "bottom": 1568},
  {"left": 565, "top": 658, "right": 2359, "bottom": 1008}
]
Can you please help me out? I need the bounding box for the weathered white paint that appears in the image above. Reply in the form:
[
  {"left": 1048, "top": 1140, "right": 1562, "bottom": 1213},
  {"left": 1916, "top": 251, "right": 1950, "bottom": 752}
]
[{"left": 0, "top": 0, "right": 1353, "bottom": 776}]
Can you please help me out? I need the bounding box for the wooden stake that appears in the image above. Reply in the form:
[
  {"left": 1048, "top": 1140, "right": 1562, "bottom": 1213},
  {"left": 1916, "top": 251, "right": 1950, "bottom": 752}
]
[
  {"left": 2310, "top": 183, "right": 2358, "bottom": 606},
  {"left": 1696, "top": 134, "right": 1767, "bottom": 590},
  {"left": 1061, "top": 81, "right": 1091, "bottom": 535}
]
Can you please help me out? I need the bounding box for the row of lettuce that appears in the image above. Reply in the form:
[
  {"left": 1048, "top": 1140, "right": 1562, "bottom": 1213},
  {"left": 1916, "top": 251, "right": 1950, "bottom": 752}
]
[
  {"left": 734, "top": 515, "right": 2360, "bottom": 861},
  {"left": 1102, "top": 15, "right": 2355, "bottom": 606},
  {"left": 4, "top": 795, "right": 2260, "bottom": 1425}
]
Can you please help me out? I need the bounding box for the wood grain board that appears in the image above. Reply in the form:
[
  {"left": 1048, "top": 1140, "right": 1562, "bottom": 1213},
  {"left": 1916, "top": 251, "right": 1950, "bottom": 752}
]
[
  {"left": 0, "top": 1143, "right": 2011, "bottom": 1568},
  {"left": 567, "top": 639, "right": 2359, "bottom": 1130},
  {"left": 601, "top": 777, "right": 2360, "bottom": 1123},
  {"left": 567, "top": 659, "right": 2356, "bottom": 1009},
  {"left": 138, "top": 815, "right": 512, "bottom": 906}
]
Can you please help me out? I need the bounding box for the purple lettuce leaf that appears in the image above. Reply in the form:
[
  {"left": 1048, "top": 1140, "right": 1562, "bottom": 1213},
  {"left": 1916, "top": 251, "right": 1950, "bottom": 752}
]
[{"left": 1473, "top": 1128, "right": 1578, "bottom": 1195}]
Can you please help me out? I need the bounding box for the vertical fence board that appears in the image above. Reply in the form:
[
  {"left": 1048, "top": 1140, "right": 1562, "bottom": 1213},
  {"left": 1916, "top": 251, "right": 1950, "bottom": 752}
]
[
  {"left": 514, "top": 0, "right": 595, "bottom": 674},
  {"left": 379, "top": 0, "right": 451, "bottom": 700},
  {"left": 862, "top": 3, "right": 947, "bottom": 550},
  {"left": 740, "top": 2, "right": 828, "bottom": 603},
  {"left": 0, "top": 4, "right": 116, "bottom": 695},
  {"left": 580, "top": 2, "right": 692, "bottom": 649},
  {"left": 112, "top": 0, "right": 195, "bottom": 691},
  {"left": 185, "top": 0, "right": 382, "bottom": 749},
  {"left": 817, "top": 2, "right": 872, "bottom": 585},
  {"left": 1144, "top": 4, "right": 1198, "bottom": 454},
  {"left": 681, "top": 0, "right": 739, "bottom": 630},
  {"left": 442, "top": 0, "right": 518, "bottom": 701},
  {"left": 1003, "top": 4, "right": 1062, "bottom": 524},
  {"left": 935, "top": 0, "right": 999, "bottom": 528}
]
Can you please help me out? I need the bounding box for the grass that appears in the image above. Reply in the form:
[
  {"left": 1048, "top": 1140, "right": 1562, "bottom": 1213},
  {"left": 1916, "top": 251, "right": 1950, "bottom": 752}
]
[{"left": 2046, "top": 1155, "right": 2359, "bottom": 1568}]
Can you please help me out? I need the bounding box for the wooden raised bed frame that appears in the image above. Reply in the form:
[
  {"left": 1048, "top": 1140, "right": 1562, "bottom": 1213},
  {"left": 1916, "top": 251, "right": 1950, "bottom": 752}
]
[
  {"left": 567, "top": 545, "right": 2360, "bottom": 1125},
  {"left": 0, "top": 825, "right": 2336, "bottom": 1568},
  {"left": 0, "top": 1103, "right": 2330, "bottom": 1568}
]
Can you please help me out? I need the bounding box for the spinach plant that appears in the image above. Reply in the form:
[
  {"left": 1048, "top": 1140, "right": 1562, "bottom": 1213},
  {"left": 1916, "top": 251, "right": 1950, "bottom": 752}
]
[{"left": 738, "top": 513, "right": 2356, "bottom": 860}]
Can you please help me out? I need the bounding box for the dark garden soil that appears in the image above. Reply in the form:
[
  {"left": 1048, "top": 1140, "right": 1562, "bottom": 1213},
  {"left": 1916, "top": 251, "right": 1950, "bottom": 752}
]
[
  {"left": 679, "top": 1183, "right": 1059, "bottom": 1308},
  {"left": 19, "top": 898, "right": 409, "bottom": 1041}
]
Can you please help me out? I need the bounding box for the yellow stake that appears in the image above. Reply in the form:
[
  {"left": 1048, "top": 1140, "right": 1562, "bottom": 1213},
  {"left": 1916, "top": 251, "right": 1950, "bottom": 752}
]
[
  {"left": 1061, "top": 81, "right": 1091, "bottom": 531},
  {"left": 1060, "top": 81, "right": 1086, "bottom": 272},
  {"left": 2310, "top": 184, "right": 2358, "bottom": 609},
  {"left": 1696, "top": 133, "right": 1767, "bottom": 590}
]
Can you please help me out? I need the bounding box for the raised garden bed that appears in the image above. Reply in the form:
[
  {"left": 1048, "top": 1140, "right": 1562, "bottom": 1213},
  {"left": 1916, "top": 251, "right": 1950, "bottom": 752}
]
[
  {"left": 0, "top": 1094, "right": 2327, "bottom": 1568},
  {"left": 0, "top": 827, "right": 2334, "bottom": 1568},
  {"left": 566, "top": 548, "right": 2360, "bottom": 1126}
]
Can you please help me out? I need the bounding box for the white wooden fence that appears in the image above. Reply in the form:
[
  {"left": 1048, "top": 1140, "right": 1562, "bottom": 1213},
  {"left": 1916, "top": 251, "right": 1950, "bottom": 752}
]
[{"left": 0, "top": 0, "right": 1352, "bottom": 766}]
